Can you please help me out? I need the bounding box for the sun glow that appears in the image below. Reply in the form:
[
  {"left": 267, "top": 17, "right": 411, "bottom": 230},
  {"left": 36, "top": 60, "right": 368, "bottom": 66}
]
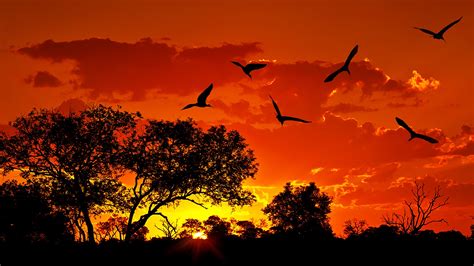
[{"left": 192, "top": 231, "right": 207, "bottom": 239}]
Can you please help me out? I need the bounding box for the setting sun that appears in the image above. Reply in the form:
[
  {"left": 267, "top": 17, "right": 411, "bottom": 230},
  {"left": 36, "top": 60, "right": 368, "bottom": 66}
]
[{"left": 192, "top": 232, "right": 208, "bottom": 240}]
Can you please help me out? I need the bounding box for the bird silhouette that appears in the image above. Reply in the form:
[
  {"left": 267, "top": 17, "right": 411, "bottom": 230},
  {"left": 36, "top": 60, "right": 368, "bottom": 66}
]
[
  {"left": 324, "top": 45, "right": 359, "bottom": 83},
  {"left": 231, "top": 61, "right": 267, "bottom": 79},
  {"left": 182, "top": 83, "right": 213, "bottom": 110},
  {"left": 414, "top": 17, "right": 462, "bottom": 41},
  {"left": 269, "top": 95, "right": 311, "bottom": 125},
  {"left": 395, "top": 117, "right": 438, "bottom": 144}
]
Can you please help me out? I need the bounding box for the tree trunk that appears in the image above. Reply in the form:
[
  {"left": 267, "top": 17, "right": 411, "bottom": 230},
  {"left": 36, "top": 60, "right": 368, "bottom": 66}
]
[
  {"left": 125, "top": 211, "right": 150, "bottom": 242},
  {"left": 124, "top": 205, "right": 138, "bottom": 242},
  {"left": 81, "top": 205, "right": 96, "bottom": 244}
]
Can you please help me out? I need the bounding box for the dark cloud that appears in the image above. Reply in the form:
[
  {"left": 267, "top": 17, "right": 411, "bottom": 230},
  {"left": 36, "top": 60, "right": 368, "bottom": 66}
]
[
  {"left": 25, "top": 71, "right": 62, "bottom": 87},
  {"left": 18, "top": 39, "right": 435, "bottom": 111},
  {"left": 18, "top": 38, "right": 262, "bottom": 100}
]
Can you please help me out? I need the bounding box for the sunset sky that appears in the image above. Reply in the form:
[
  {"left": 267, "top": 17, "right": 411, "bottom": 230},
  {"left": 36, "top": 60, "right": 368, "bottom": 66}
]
[{"left": 1, "top": 0, "right": 473, "bottom": 237}]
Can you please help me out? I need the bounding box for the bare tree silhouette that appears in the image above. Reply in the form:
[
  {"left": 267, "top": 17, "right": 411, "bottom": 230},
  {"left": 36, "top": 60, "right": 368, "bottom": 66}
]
[
  {"left": 155, "top": 218, "right": 179, "bottom": 240},
  {"left": 383, "top": 182, "right": 449, "bottom": 235},
  {"left": 343, "top": 218, "right": 368, "bottom": 239}
]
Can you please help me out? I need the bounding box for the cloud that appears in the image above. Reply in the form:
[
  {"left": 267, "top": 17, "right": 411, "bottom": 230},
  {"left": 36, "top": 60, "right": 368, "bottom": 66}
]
[
  {"left": 55, "top": 98, "right": 88, "bottom": 115},
  {"left": 224, "top": 112, "right": 448, "bottom": 188},
  {"left": 25, "top": 71, "right": 62, "bottom": 87},
  {"left": 18, "top": 38, "right": 262, "bottom": 100},
  {"left": 387, "top": 98, "right": 423, "bottom": 108},
  {"left": 323, "top": 103, "right": 378, "bottom": 113},
  {"left": 18, "top": 38, "right": 438, "bottom": 119},
  {"left": 338, "top": 175, "right": 474, "bottom": 208},
  {"left": 407, "top": 70, "right": 440, "bottom": 92}
]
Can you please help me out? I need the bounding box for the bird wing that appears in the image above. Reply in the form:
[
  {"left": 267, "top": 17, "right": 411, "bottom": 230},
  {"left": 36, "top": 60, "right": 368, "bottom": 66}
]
[
  {"left": 269, "top": 95, "right": 282, "bottom": 117},
  {"left": 281, "top": 116, "right": 311, "bottom": 123},
  {"left": 344, "top": 45, "right": 359, "bottom": 67},
  {"left": 246, "top": 63, "right": 267, "bottom": 72},
  {"left": 324, "top": 68, "right": 343, "bottom": 83},
  {"left": 438, "top": 16, "right": 462, "bottom": 35},
  {"left": 197, "top": 83, "right": 213, "bottom": 105},
  {"left": 231, "top": 61, "right": 245, "bottom": 69},
  {"left": 415, "top": 133, "right": 439, "bottom": 144},
  {"left": 182, "top": 103, "right": 195, "bottom": 110},
  {"left": 414, "top": 27, "right": 436, "bottom": 36},
  {"left": 395, "top": 117, "right": 416, "bottom": 134}
]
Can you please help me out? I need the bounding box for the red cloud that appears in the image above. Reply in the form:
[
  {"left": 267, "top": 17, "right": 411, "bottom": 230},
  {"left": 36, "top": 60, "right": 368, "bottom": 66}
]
[
  {"left": 338, "top": 175, "right": 474, "bottom": 208},
  {"left": 226, "top": 112, "right": 447, "bottom": 186},
  {"left": 323, "top": 103, "right": 378, "bottom": 113},
  {"left": 18, "top": 38, "right": 437, "bottom": 117},
  {"left": 18, "top": 38, "right": 262, "bottom": 100},
  {"left": 25, "top": 71, "right": 62, "bottom": 87}
]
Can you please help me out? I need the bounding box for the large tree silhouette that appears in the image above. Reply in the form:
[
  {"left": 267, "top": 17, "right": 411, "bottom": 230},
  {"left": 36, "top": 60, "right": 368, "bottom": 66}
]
[
  {"left": 262, "top": 182, "right": 333, "bottom": 239},
  {"left": 0, "top": 106, "right": 139, "bottom": 243},
  {"left": 119, "top": 120, "right": 258, "bottom": 242},
  {"left": 383, "top": 181, "right": 449, "bottom": 235}
]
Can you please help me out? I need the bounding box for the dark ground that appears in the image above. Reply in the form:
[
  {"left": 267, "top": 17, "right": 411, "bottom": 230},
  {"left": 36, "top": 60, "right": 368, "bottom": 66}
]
[{"left": 0, "top": 239, "right": 472, "bottom": 266}]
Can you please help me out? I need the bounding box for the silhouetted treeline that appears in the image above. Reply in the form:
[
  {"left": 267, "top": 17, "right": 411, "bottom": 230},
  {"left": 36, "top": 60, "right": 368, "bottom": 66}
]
[{"left": 0, "top": 106, "right": 472, "bottom": 249}]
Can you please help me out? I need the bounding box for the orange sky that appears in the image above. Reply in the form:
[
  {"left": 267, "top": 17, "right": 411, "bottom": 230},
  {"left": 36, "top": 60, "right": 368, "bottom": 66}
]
[{"left": 1, "top": 0, "right": 473, "bottom": 237}]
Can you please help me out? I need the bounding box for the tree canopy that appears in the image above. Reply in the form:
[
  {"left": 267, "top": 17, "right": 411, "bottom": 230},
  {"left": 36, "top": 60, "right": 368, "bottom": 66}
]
[
  {"left": 118, "top": 119, "right": 257, "bottom": 241},
  {"left": 262, "top": 182, "right": 333, "bottom": 239}
]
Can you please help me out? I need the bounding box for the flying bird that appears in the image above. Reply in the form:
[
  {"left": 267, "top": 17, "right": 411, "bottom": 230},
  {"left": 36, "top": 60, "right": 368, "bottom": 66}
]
[
  {"left": 395, "top": 117, "right": 438, "bottom": 144},
  {"left": 269, "top": 95, "right": 311, "bottom": 125},
  {"left": 324, "top": 45, "right": 359, "bottom": 83},
  {"left": 182, "top": 83, "right": 213, "bottom": 110},
  {"left": 414, "top": 17, "right": 462, "bottom": 41},
  {"left": 231, "top": 61, "right": 267, "bottom": 79}
]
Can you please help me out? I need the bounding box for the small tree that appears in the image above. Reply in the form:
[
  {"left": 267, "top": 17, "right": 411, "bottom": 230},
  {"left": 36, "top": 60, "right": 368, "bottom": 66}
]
[
  {"left": 96, "top": 215, "right": 127, "bottom": 242},
  {"left": 119, "top": 120, "right": 258, "bottom": 242},
  {"left": 262, "top": 182, "right": 333, "bottom": 239},
  {"left": 0, "top": 106, "right": 139, "bottom": 243},
  {"left": 96, "top": 215, "right": 148, "bottom": 242},
  {"left": 343, "top": 219, "right": 368, "bottom": 239},
  {"left": 179, "top": 218, "right": 205, "bottom": 239},
  {"left": 383, "top": 181, "right": 449, "bottom": 235},
  {"left": 155, "top": 218, "right": 179, "bottom": 240},
  {"left": 203, "top": 215, "right": 231, "bottom": 239},
  {"left": 234, "top": 220, "right": 263, "bottom": 239}
]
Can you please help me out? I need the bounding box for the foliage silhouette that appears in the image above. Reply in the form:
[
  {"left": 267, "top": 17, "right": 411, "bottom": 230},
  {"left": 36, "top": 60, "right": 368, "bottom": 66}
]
[
  {"left": 0, "top": 180, "right": 73, "bottom": 244},
  {"left": 343, "top": 218, "right": 368, "bottom": 239},
  {"left": 436, "top": 230, "right": 466, "bottom": 241},
  {"left": 203, "top": 215, "right": 232, "bottom": 239},
  {"left": 118, "top": 119, "right": 258, "bottom": 242},
  {"left": 234, "top": 220, "right": 264, "bottom": 239},
  {"left": 357, "top": 225, "right": 400, "bottom": 240},
  {"left": 262, "top": 182, "right": 333, "bottom": 239},
  {"left": 96, "top": 215, "right": 148, "bottom": 242},
  {"left": 179, "top": 218, "right": 205, "bottom": 239},
  {"left": 0, "top": 106, "right": 140, "bottom": 243}
]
